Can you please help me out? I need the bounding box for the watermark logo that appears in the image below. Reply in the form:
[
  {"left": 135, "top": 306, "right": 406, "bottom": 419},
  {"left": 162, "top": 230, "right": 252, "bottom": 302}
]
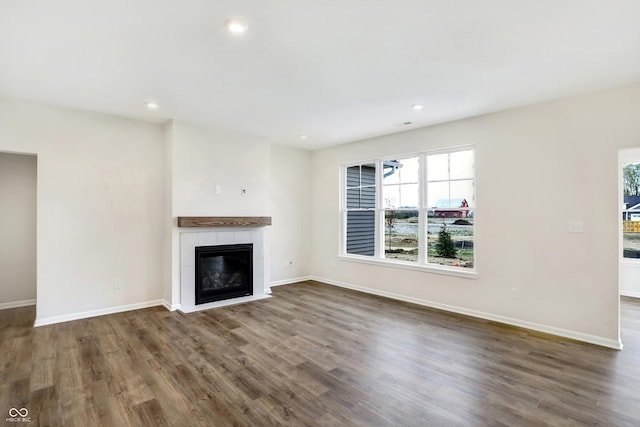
[{"left": 6, "top": 408, "right": 31, "bottom": 423}]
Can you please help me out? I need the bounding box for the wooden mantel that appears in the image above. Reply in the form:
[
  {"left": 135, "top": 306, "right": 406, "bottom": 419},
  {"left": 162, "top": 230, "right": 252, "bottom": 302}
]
[{"left": 177, "top": 216, "right": 272, "bottom": 228}]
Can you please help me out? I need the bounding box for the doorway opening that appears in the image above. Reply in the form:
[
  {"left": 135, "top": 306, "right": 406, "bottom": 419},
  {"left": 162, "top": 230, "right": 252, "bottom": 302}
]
[
  {"left": 0, "top": 151, "right": 37, "bottom": 311},
  {"left": 619, "top": 148, "right": 640, "bottom": 349}
]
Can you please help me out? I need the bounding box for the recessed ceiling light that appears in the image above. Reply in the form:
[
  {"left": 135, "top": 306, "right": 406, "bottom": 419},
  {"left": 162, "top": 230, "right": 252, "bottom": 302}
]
[
  {"left": 145, "top": 101, "right": 159, "bottom": 110},
  {"left": 226, "top": 19, "right": 248, "bottom": 34},
  {"left": 412, "top": 104, "right": 424, "bottom": 111},
  {"left": 300, "top": 135, "right": 308, "bottom": 140}
]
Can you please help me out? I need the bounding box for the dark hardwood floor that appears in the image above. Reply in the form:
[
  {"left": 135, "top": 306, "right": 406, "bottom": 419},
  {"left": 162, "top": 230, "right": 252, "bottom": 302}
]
[{"left": 2, "top": 281, "right": 639, "bottom": 426}]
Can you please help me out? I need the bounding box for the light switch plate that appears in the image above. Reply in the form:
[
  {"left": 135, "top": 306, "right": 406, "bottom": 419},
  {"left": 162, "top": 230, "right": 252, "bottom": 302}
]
[{"left": 568, "top": 220, "right": 584, "bottom": 233}]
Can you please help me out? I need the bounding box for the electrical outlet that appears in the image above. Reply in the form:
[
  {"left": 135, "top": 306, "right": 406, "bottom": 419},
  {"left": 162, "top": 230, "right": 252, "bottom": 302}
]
[
  {"left": 114, "top": 279, "right": 122, "bottom": 290},
  {"left": 214, "top": 185, "right": 221, "bottom": 195},
  {"left": 510, "top": 287, "right": 519, "bottom": 300}
]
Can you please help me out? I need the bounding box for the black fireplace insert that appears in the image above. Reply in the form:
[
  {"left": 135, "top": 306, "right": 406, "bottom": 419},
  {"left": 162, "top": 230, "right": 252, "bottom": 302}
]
[{"left": 195, "top": 243, "right": 253, "bottom": 305}]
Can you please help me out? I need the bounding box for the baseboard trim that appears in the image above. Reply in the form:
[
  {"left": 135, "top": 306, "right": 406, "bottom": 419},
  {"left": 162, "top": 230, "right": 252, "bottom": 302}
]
[
  {"left": 162, "top": 300, "right": 181, "bottom": 311},
  {"left": 312, "top": 276, "right": 623, "bottom": 350},
  {"left": 34, "top": 300, "right": 165, "bottom": 327},
  {"left": 270, "top": 276, "right": 313, "bottom": 287},
  {"left": 621, "top": 290, "right": 640, "bottom": 299},
  {"left": 0, "top": 299, "right": 36, "bottom": 310}
]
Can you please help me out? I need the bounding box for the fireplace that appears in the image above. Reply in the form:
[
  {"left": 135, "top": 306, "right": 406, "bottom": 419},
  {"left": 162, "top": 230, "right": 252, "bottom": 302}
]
[
  {"left": 195, "top": 244, "right": 253, "bottom": 304},
  {"left": 178, "top": 226, "right": 269, "bottom": 313}
]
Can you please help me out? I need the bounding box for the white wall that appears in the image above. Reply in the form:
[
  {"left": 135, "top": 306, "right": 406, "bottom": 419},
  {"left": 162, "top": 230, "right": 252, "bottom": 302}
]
[
  {"left": 168, "top": 120, "right": 271, "bottom": 309},
  {"left": 171, "top": 120, "right": 270, "bottom": 217},
  {"left": 0, "top": 104, "right": 312, "bottom": 318},
  {"left": 163, "top": 122, "right": 176, "bottom": 307},
  {"left": 311, "top": 81, "right": 640, "bottom": 348},
  {"left": 0, "top": 98, "right": 165, "bottom": 323},
  {"left": 0, "top": 152, "right": 37, "bottom": 306},
  {"left": 167, "top": 121, "right": 312, "bottom": 306},
  {"left": 269, "top": 144, "right": 312, "bottom": 284},
  {"left": 620, "top": 264, "right": 640, "bottom": 298}
]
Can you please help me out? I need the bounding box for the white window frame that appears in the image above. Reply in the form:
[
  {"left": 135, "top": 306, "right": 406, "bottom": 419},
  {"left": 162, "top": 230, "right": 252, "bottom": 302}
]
[{"left": 339, "top": 146, "right": 477, "bottom": 279}]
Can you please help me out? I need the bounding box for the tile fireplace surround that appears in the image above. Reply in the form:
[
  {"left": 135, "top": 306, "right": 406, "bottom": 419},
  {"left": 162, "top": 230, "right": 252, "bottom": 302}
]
[{"left": 178, "top": 217, "right": 271, "bottom": 313}]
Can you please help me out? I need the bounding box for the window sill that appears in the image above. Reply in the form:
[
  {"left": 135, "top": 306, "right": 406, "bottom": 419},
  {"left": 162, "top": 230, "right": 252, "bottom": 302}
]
[{"left": 338, "top": 254, "right": 478, "bottom": 279}]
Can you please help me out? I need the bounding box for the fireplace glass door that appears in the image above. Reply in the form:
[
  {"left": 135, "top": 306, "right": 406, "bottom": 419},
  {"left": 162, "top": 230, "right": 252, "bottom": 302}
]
[{"left": 195, "top": 244, "right": 253, "bottom": 304}]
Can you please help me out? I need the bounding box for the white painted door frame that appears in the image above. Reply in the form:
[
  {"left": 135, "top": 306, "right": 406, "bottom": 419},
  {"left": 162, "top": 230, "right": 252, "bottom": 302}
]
[{"left": 619, "top": 147, "right": 640, "bottom": 298}]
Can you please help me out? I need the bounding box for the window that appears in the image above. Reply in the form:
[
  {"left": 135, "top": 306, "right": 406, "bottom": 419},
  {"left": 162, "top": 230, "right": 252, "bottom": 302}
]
[
  {"left": 342, "top": 147, "right": 475, "bottom": 272},
  {"left": 622, "top": 162, "right": 640, "bottom": 259},
  {"left": 345, "top": 163, "right": 376, "bottom": 256},
  {"left": 426, "top": 150, "right": 475, "bottom": 268},
  {"left": 383, "top": 157, "right": 419, "bottom": 262}
]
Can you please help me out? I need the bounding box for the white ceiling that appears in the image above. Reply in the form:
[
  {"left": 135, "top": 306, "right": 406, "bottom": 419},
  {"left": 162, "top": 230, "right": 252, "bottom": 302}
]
[{"left": 2, "top": 1, "right": 640, "bottom": 149}]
